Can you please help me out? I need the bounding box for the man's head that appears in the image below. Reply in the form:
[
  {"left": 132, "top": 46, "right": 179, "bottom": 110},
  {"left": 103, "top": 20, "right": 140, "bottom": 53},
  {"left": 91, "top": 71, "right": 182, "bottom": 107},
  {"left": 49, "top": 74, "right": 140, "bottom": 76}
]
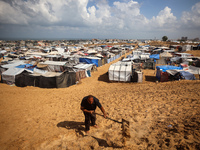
[{"left": 87, "top": 95, "right": 94, "bottom": 104}]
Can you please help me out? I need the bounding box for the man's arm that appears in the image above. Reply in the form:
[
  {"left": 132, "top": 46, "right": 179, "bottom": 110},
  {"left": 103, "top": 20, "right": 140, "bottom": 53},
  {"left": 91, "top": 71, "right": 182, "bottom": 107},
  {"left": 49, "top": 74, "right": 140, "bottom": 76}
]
[
  {"left": 100, "top": 106, "right": 107, "bottom": 118},
  {"left": 80, "top": 106, "right": 94, "bottom": 114}
]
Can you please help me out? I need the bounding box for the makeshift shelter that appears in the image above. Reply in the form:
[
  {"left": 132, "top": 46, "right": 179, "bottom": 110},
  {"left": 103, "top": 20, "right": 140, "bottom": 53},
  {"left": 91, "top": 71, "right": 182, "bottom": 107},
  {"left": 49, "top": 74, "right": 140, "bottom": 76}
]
[
  {"left": 2, "top": 67, "right": 33, "bottom": 83},
  {"left": 74, "top": 63, "right": 94, "bottom": 78},
  {"left": 166, "top": 70, "right": 196, "bottom": 80},
  {"left": 109, "top": 61, "right": 132, "bottom": 82},
  {"left": 79, "top": 57, "right": 101, "bottom": 67},
  {"left": 150, "top": 54, "right": 159, "bottom": 62},
  {"left": 40, "top": 61, "right": 66, "bottom": 72},
  {"left": 157, "top": 52, "right": 173, "bottom": 64},
  {"left": 156, "top": 65, "right": 183, "bottom": 82},
  {"left": 15, "top": 71, "right": 76, "bottom": 88}
]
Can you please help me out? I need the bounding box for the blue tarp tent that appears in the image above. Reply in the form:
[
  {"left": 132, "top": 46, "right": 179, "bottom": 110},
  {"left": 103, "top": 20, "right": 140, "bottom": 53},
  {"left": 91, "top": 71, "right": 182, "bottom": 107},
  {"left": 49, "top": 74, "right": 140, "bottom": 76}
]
[
  {"left": 79, "top": 58, "right": 99, "bottom": 67},
  {"left": 156, "top": 65, "right": 183, "bottom": 72},
  {"left": 180, "top": 71, "right": 196, "bottom": 80}
]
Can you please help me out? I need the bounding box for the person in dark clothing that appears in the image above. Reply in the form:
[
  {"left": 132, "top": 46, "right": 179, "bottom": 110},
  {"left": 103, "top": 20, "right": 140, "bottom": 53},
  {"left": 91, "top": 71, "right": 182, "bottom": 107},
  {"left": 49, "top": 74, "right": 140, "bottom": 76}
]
[{"left": 81, "top": 95, "right": 107, "bottom": 133}]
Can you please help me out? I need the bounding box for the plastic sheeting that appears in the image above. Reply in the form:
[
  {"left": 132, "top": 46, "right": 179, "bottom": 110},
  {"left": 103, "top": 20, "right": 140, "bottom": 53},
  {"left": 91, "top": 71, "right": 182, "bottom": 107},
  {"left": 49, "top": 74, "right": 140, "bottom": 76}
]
[
  {"left": 107, "top": 54, "right": 121, "bottom": 64},
  {"left": 79, "top": 58, "right": 99, "bottom": 67},
  {"left": 150, "top": 54, "right": 160, "bottom": 60},
  {"left": 156, "top": 65, "right": 183, "bottom": 72},
  {"left": 1, "top": 61, "right": 25, "bottom": 69},
  {"left": 74, "top": 63, "right": 93, "bottom": 71},
  {"left": 40, "top": 61, "right": 66, "bottom": 66},
  {"left": 184, "top": 66, "right": 200, "bottom": 74},
  {"left": 180, "top": 71, "right": 196, "bottom": 80},
  {"left": 109, "top": 61, "right": 132, "bottom": 82},
  {"left": 2, "top": 67, "right": 33, "bottom": 82}
]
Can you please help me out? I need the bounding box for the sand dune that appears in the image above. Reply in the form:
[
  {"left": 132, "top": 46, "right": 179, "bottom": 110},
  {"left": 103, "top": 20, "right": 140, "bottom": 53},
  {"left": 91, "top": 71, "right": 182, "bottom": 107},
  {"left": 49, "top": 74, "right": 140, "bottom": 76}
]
[{"left": 0, "top": 51, "right": 200, "bottom": 149}]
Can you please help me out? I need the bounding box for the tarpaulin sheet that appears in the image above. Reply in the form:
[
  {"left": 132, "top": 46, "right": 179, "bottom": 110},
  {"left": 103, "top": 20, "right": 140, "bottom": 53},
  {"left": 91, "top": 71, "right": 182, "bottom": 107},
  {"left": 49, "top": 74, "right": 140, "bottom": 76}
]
[
  {"left": 156, "top": 65, "right": 183, "bottom": 72},
  {"left": 180, "top": 71, "right": 196, "bottom": 80},
  {"left": 2, "top": 67, "right": 33, "bottom": 82},
  {"left": 16, "top": 64, "right": 34, "bottom": 70},
  {"left": 150, "top": 54, "right": 160, "bottom": 62},
  {"left": 79, "top": 58, "right": 99, "bottom": 67},
  {"left": 183, "top": 66, "right": 200, "bottom": 74},
  {"left": 1, "top": 61, "right": 25, "bottom": 69},
  {"left": 74, "top": 63, "right": 93, "bottom": 70}
]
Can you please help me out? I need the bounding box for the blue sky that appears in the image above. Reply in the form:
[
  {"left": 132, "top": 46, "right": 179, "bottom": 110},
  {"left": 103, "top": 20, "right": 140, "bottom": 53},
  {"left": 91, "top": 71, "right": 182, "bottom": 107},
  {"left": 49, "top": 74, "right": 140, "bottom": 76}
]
[{"left": 0, "top": 0, "right": 200, "bottom": 40}]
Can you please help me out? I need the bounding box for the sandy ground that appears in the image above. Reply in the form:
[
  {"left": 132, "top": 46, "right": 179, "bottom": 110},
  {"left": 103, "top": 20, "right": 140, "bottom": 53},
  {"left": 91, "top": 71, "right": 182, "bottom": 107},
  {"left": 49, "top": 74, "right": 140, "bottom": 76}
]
[{"left": 0, "top": 50, "right": 200, "bottom": 150}]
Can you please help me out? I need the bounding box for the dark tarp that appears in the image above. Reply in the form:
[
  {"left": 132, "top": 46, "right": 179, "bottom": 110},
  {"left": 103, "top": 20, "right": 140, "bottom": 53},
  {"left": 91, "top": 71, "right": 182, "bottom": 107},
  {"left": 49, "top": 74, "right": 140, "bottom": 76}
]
[
  {"left": 15, "top": 71, "right": 76, "bottom": 88},
  {"left": 15, "top": 71, "right": 40, "bottom": 87},
  {"left": 56, "top": 71, "right": 76, "bottom": 88}
]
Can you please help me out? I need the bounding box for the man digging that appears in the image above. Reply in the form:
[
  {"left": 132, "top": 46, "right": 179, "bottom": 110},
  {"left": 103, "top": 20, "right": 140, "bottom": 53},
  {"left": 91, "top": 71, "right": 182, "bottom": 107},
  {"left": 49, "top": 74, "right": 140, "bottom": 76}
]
[{"left": 81, "top": 95, "right": 107, "bottom": 133}]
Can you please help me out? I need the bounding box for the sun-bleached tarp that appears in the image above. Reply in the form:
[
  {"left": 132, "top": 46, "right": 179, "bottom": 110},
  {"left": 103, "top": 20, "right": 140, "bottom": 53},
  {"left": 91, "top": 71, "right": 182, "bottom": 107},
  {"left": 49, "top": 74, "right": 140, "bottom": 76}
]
[
  {"left": 183, "top": 66, "right": 200, "bottom": 74},
  {"left": 41, "top": 61, "right": 66, "bottom": 66},
  {"left": 2, "top": 67, "right": 32, "bottom": 82},
  {"left": 1, "top": 61, "right": 25, "bottom": 69},
  {"left": 74, "top": 63, "right": 93, "bottom": 71}
]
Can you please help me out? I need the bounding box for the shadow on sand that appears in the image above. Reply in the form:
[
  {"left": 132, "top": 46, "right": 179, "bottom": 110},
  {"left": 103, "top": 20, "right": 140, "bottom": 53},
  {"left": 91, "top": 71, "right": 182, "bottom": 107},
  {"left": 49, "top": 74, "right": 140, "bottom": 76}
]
[
  {"left": 57, "top": 120, "right": 123, "bottom": 148},
  {"left": 57, "top": 121, "right": 85, "bottom": 136},
  {"left": 145, "top": 75, "right": 157, "bottom": 82},
  {"left": 98, "top": 72, "right": 111, "bottom": 83}
]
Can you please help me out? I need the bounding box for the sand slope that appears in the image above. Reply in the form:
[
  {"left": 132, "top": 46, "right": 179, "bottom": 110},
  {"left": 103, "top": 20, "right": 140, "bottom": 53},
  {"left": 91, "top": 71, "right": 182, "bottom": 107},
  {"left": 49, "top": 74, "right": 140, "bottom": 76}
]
[{"left": 0, "top": 51, "right": 200, "bottom": 149}]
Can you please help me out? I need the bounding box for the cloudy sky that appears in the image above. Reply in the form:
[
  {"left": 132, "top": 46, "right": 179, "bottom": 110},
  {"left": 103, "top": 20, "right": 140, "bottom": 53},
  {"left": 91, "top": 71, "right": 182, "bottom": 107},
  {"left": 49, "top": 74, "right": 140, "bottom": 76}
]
[{"left": 0, "top": 0, "right": 200, "bottom": 40}]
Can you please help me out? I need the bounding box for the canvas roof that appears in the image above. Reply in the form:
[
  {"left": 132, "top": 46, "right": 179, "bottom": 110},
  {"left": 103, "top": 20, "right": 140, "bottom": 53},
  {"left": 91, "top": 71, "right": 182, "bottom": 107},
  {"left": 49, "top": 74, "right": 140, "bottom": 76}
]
[
  {"left": 160, "top": 52, "right": 173, "bottom": 57},
  {"left": 74, "top": 63, "right": 93, "bottom": 70},
  {"left": 40, "top": 61, "right": 66, "bottom": 66},
  {"left": 1, "top": 61, "right": 25, "bottom": 69}
]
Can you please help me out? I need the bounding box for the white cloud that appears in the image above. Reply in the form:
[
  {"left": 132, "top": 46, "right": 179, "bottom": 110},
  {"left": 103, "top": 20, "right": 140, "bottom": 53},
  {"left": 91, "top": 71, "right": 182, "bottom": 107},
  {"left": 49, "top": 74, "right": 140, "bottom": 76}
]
[
  {"left": 150, "top": 7, "right": 177, "bottom": 28},
  {"left": 0, "top": 0, "right": 199, "bottom": 39},
  {"left": 0, "top": 1, "right": 29, "bottom": 25},
  {"left": 181, "top": 2, "right": 200, "bottom": 28}
]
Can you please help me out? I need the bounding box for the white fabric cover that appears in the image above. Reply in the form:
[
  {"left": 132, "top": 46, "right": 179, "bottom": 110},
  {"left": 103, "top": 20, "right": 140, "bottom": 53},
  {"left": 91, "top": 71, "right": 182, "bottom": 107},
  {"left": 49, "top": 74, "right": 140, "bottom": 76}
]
[
  {"left": 109, "top": 61, "right": 132, "bottom": 82},
  {"left": 74, "top": 63, "right": 93, "bottom": 71},
  {"left": 41, "top": 61, "right": 66, "bottom": 66},
  {"left": 2, "top": 67, "right": 32, "bottom": 82},
  {"left": 184, "top": 66, "right": 200, "bottom": 74},
  {"left": 33, "top": 68, "right": 48, "bottom": 74},
  {"left": 136, "top": 71, "right": 143, "bottom": 82},
  {"left": 1, "top": 61, "right": 25, "bottom": 69}
]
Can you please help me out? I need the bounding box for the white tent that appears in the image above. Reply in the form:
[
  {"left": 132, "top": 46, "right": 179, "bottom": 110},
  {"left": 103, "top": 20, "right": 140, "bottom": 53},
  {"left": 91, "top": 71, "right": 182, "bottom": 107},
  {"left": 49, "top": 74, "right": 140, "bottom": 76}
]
[{"left": 109, "top": 61, "right": 132, "bottom": 82}]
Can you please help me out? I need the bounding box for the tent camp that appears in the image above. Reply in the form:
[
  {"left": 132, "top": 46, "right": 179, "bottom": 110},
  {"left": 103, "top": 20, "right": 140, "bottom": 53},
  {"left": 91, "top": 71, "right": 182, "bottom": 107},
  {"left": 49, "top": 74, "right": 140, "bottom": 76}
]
[{"left": 109, "top": 61, "right": 132, "bottom": 82}]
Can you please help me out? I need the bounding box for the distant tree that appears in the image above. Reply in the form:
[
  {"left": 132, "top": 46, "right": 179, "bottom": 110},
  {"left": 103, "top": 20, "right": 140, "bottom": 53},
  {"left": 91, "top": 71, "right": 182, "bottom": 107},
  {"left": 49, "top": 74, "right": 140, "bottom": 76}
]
[{"left": 162, "top": 36, "right": 168, "bottom": 41}]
